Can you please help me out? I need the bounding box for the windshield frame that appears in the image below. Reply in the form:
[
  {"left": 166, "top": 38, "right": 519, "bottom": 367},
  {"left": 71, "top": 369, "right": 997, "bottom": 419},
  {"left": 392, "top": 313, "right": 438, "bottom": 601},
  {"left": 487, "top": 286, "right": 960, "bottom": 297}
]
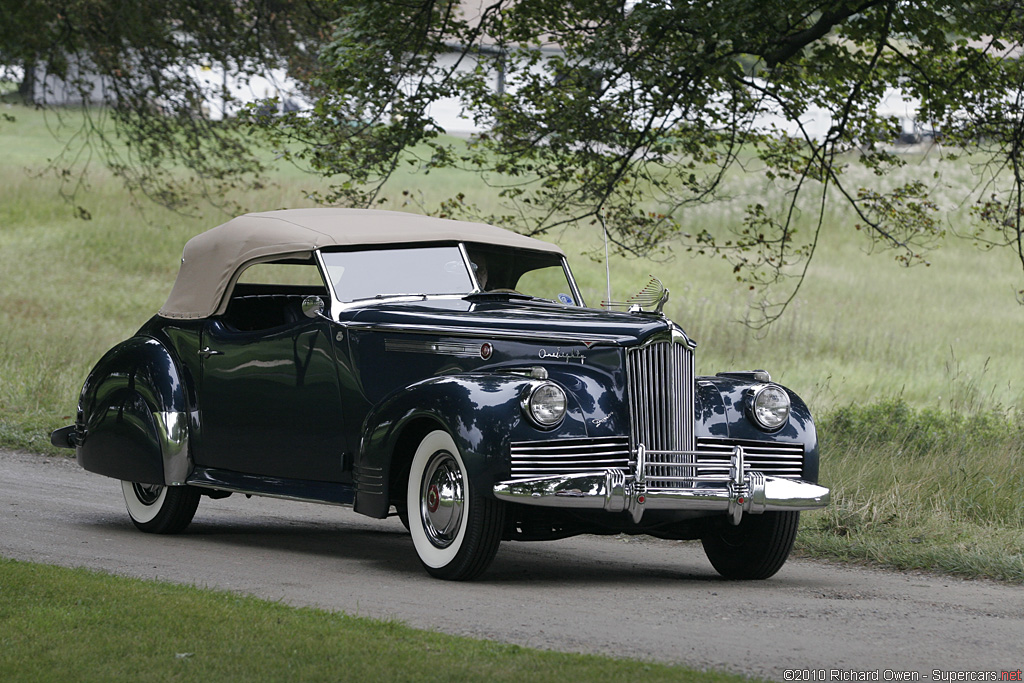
[{"left": 315, "top": 242, "right": 585, "bottom": 314}]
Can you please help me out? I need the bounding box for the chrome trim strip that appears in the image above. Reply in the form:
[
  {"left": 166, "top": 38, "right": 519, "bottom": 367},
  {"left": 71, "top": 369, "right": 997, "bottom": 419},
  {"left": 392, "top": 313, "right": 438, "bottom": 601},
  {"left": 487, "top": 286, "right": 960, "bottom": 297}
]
[
  {"left": 696, "top": 438, "right": 805, "bottom": 479},
  {"left": 314, "top": 248, "right": 343, "bottom": 318},
  {"left": 509, "top": 436, "right": 631, "bottom": 479},
  {"left": 512, "top": 456, "right": 628, "bottom": 464},
  {"left": 353, "top": 464, "right": 385, "bottom": 495},
  {"left": 560, "top": 255, "right": 587, "bottom": 308},
  {"left": 155, "top": 410, "right": 191, "bottom": 486},
  {"left": 513, "top": 448, "right": 629, "bottom": 457},
  {"left": 347, "top": 322, "right": 634, "bottom": 345},
  {"left": 511, "top": 436, "right": 629, "bottom": 449},
  {"left": 384, "top": 338, "right": 487, "bottom": 357},
  {"left": 697, "top": 439, "right": 805, "bottom": 452}
]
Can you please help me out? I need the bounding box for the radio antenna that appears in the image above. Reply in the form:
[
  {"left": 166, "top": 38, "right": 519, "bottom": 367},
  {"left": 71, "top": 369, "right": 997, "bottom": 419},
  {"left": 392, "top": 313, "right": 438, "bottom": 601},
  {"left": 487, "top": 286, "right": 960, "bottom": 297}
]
[{"left": 600, "top": 213, "right": 612, "bottom": 306}]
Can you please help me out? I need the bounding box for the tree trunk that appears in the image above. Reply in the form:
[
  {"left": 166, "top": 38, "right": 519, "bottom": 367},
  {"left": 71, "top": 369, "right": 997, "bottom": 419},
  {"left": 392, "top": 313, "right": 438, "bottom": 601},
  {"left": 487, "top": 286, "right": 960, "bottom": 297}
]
[{"left": 17, "top": 61, "right": 35, "bottom": 104}]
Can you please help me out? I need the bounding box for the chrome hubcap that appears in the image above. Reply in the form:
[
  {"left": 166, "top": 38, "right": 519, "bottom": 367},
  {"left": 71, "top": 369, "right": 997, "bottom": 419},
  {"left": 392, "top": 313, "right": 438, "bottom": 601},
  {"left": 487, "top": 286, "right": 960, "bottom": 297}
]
[
  {"left": 132, "top": 483, "right": 163, "bottom": 506},
  {"left": 419, "top": 450, "right": 464, "bottom": 549}
]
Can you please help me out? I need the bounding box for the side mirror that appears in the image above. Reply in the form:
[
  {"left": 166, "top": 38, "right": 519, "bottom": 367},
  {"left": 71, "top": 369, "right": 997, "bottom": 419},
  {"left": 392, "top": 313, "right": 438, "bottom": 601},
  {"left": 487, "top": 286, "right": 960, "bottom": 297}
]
[{"left": 301, "top": 295, "right": 327, "bottom": 319}]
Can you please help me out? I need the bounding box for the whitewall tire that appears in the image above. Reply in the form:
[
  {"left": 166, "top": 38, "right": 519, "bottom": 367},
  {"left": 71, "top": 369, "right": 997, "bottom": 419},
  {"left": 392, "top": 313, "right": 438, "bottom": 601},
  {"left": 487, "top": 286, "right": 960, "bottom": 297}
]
[
  {"left": 406, "top": 430, "right": 504, "bottom": 580},
  {"left": 121, "top": 480, "right": 201, "bottom": 534}
]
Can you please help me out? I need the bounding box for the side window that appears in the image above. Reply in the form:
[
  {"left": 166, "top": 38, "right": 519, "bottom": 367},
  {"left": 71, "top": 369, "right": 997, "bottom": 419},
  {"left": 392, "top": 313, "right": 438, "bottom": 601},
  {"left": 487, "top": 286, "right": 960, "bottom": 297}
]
[
  {"left": 236, "top": 262, "right": 326, "bottom": 287},
  {"left": 223, "top": 260, "right": 329, "bottom": 331}
]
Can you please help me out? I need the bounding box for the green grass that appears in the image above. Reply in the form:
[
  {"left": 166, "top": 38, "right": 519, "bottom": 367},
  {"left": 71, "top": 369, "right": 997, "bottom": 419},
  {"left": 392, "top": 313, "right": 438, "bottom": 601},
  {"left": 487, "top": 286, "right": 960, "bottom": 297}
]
[
  {"left": 2, "top": 102, "right": 1024, "bottom": 583},
  {"left": 0, "top": 558, "right": 749, "bottom": 683},
  {"left": 799, "top": 400, "right": 1024, "bottom": 582}
]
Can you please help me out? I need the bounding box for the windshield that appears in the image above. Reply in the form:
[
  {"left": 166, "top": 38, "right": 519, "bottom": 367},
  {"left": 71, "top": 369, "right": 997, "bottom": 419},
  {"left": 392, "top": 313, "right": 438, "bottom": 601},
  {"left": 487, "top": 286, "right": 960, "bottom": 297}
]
[
  {"left": 321, "top": 245, "right": 473, "bottom": 302},
  {"left": 320, "top": 243, "right": 580, "bottom": 305},
  {"left": 465, "top": 244, "right": 579, "bottom": 305}
]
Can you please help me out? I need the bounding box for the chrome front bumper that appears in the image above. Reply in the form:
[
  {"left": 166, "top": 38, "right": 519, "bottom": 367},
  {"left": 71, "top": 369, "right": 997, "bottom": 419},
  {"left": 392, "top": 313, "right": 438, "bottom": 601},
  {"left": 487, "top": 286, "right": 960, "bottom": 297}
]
[{"left": 493, "top": 445, "right": 830, "bottom": 525}]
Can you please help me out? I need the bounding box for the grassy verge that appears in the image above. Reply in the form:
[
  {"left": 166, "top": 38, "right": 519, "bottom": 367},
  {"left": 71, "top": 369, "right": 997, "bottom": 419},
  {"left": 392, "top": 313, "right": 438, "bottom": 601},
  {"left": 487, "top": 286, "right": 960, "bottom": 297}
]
[
  {"left": 797, "top": 399, "right": 1024, "bottom": 583},
  {"left": 0, "top": 558, "right": 752, "bottom": 683}
]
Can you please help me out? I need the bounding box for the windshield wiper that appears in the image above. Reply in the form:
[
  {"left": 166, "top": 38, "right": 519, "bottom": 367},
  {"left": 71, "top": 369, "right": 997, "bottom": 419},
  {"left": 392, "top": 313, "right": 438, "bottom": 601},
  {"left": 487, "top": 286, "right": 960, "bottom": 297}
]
[
  {"left": 464, "top": 291, "right": 532, "bottom": 300},
  {"left": 349, "top": 293, "right": 429, "bottom": 302},
  {"left": 464, "top": 291, "right": 566, "bottom": 305}
]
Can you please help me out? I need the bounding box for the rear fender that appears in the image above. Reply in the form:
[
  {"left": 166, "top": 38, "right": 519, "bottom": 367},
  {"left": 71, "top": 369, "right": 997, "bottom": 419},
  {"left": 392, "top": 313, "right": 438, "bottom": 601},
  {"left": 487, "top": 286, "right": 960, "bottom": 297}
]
[{"left": 77, "top": 337, "right": 191, "bottom": 486}]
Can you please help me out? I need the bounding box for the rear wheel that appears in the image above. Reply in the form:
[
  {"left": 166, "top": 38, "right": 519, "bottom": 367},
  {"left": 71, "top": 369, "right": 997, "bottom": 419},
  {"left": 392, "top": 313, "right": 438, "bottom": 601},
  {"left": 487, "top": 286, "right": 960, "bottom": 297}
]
[
  {"left": 121, "top": 481, "right": 201, "bottom": 534},
  {"left": 406, "top": 430, "right": 504, "bottom": 580},
  {"left": 701, "top": 511, "right": 800, "bottom": 580}
]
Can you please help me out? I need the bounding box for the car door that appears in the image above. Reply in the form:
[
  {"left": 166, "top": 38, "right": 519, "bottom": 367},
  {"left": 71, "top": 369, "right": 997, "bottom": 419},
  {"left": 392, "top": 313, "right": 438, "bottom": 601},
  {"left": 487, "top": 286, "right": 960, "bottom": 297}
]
[{"left": 196, "top": 311, "right": 348, "bottom": 482}]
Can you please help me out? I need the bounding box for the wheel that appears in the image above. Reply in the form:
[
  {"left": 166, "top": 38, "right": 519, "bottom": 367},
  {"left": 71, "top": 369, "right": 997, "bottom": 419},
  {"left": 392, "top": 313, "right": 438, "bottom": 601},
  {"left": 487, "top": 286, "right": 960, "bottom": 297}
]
[
  {"left": 406, "top": 430, "right": 504, "bottom": 580},
  {"left": 121, "top": 480, "right": 201, "bottom": 534},
  {"left": 701, "top": 511, "right": 800, "bottom": 580}
]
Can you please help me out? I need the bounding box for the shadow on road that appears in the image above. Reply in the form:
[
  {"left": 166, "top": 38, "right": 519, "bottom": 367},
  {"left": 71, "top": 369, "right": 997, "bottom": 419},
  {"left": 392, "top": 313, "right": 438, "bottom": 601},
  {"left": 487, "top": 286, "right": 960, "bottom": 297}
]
[{"left": 74, "top": 505, "right": 751, "bottom": 587}]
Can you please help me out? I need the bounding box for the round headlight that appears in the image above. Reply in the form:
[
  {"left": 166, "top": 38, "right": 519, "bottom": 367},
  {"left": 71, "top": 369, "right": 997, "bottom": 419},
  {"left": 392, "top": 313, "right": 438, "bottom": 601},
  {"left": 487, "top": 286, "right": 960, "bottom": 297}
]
[
  {"left": 522, "top": 381, "right": 567, "bottom": 428},
  {"left": 751, "top": 384, "right": 791, "bottom": 430}
]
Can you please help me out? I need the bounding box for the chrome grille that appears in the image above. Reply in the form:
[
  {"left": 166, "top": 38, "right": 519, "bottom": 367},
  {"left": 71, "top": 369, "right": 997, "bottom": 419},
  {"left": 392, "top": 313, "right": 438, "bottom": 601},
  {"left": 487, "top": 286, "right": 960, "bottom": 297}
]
[
  {"left": 627, "top": 337, "right": 695, "bottom": 488},
  {"left": 509, "top": 436, "right": 630, "bottom": 479},
  {"left": 696, "top": 438, "right": 804, "bottom": 479}
]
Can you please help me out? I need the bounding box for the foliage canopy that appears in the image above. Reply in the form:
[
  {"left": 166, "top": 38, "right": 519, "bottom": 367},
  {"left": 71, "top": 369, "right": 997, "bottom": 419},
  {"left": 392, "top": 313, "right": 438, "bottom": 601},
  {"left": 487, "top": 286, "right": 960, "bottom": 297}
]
[{"left": 4, "top": 0, "right": 1024, "bottom": 322}]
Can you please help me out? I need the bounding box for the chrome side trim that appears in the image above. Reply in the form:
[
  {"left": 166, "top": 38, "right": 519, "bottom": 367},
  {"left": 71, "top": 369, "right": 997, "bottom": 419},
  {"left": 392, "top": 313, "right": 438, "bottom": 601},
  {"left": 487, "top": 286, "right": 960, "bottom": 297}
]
[
  {"left": 154, "top": 410, "right": 192, "bottom": 486},
  {"left": 384, "top": 338, "right": 488, "bottom": 358},
  {"left": 353, "top": 463, "right": 385, "bottom": 497},
  {"left": 493, "top": 445, "right": 830, "bottom": 524}
]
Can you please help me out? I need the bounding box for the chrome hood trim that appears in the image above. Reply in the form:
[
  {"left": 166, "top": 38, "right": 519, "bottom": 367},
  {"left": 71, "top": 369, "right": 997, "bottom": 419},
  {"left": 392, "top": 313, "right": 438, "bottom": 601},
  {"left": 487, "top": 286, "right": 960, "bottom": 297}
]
[{"left": 346, "top": 321, "right": 639, "bottom": 346}]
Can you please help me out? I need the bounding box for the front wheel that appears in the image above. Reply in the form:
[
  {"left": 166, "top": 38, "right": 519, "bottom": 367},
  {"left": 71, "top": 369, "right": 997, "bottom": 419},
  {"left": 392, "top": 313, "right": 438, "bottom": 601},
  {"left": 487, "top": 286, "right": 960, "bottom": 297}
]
[
  {"left": 406, "top": 430, "right": 504, "bottom": 580},
  {"left": 121, "top": 481, "right": 201, "bottom": 534},
  {"left": 701, "top": 511, "right": 800, "bottom": 580}
]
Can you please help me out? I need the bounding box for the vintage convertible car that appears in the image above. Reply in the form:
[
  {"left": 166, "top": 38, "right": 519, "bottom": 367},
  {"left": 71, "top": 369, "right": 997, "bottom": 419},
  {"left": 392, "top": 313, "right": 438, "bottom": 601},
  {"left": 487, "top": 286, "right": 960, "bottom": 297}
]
[{"left": 52, "top": 208, "right": 828, "bottom": 580}]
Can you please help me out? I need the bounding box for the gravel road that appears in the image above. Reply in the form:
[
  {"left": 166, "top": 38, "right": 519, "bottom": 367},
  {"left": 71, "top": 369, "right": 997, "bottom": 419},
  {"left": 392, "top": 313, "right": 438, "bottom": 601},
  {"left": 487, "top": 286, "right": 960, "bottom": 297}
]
[{"left": 2, "top": 448, "right": 1021, "bottom": 680}]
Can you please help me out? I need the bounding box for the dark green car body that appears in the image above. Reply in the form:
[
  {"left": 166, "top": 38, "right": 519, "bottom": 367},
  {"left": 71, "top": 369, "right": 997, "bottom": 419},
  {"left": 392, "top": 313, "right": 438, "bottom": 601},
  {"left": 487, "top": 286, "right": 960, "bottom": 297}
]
[{"left": 53, "top": 208, "right": 828, "bottom": 580}]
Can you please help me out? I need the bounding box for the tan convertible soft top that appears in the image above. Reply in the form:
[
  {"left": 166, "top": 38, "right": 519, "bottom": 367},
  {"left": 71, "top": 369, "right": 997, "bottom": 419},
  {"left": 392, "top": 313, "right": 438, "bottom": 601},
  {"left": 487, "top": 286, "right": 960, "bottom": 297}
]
[{"left": 158, "top": 208, "right": 564, "bottom": 320}]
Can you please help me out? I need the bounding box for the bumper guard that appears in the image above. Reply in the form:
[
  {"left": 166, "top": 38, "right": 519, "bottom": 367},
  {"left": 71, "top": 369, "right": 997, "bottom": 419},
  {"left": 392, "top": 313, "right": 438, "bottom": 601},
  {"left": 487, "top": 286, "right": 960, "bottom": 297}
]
[{"left": 493, "top": 445, "right": 829, "bottom": 525}]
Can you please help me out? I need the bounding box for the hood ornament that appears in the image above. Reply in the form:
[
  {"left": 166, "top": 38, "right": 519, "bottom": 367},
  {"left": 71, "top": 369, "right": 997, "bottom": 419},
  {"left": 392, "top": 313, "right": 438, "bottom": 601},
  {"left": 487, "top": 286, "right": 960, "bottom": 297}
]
[{"left": 602, "top": 276, "right": 670, "bottom": 315}]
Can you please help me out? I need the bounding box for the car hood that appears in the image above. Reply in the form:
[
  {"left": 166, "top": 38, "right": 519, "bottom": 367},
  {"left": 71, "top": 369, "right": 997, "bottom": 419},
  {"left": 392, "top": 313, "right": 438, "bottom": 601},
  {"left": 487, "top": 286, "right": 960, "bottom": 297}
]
[{"left": 339, "top": 297, "right": 689, "bottom": 348}]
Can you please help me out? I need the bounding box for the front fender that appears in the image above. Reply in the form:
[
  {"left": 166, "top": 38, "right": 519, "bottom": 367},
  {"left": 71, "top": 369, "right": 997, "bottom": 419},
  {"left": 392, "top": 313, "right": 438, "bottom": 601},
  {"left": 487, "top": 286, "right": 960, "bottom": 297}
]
[
  {"left": 354, "top": 373, "right": 589, "bottom": 518},
  {"left": 697, "top": 375, "right": 819, "bottom": 483},
  {"left": 77, "top": 336, "right": 191, "bottom": 486}
]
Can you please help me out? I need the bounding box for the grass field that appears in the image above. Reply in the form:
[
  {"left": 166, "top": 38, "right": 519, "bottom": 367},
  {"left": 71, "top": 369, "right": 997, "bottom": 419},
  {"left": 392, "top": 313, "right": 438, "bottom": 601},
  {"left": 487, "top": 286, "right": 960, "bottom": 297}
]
[{"left": 1, "top": 101, "right": 1022, "bottom": 585}]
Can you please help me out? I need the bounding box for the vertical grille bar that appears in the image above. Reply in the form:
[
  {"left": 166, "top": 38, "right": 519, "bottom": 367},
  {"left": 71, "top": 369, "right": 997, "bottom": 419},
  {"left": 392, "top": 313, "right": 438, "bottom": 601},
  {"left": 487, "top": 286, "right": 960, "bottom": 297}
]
[{"left": 627, "top": 335, "right": 695, "bottom": 488}]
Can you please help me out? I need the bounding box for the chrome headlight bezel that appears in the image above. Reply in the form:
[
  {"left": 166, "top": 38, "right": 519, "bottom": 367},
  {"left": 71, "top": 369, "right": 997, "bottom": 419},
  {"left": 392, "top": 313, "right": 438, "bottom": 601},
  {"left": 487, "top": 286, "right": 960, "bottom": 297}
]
[
  {"left": 521, "top": 381, "right": 567, "bottom": 429},
  {"left": 749, "top": 383, "right": 791, "bottom": 431}
]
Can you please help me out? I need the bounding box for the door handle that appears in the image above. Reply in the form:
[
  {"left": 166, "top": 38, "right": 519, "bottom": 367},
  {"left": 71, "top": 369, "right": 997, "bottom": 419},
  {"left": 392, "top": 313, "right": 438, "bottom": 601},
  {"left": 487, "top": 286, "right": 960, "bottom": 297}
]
[{"left": 198, "top": 346, "right": 223, "bottom": 359}]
